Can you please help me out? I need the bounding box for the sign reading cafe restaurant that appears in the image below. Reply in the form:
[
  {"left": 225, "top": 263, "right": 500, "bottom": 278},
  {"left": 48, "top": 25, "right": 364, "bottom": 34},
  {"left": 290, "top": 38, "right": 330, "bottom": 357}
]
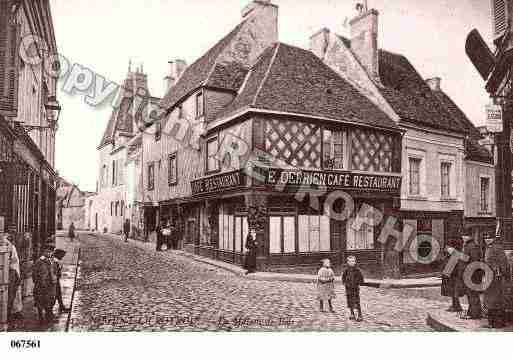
[
  {"left": 264, "top": 167, "right": 401, "bottom": 193},
  {"left": 191, "top": 170, "right": 246, "bottom": 196}
]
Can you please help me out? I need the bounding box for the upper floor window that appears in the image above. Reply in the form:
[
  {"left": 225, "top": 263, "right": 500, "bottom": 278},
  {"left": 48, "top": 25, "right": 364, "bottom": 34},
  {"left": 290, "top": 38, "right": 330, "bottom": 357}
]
[
  {"left": 206, "top": 136, "right": 219, "bottom": 173},
  {"left": 147, "top": 162, "right": 155, "bottom": 191},
  {"left": 168, "top": 152, "right": 177, "bottom": 186},
  {"left": 196, "top": 92, "right": 204, "bottom": 118},
  {"left": 323, "top": 129, "right": 345, "bottom": 169},
  {"left": 480, "top": 177, "right": 490, "bottom": 213},
  {"left": 440, "top": 162, "right": 451, "bottom": 198},
  {"left": 409, "top": 157, "right": 421, "bottom": 196}
]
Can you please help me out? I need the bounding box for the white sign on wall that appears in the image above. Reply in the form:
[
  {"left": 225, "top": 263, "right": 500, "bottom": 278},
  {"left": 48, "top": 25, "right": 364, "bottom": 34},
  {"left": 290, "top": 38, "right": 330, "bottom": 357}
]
[{"left": 486, "top": 104, "right": 503, "bottom": 133}]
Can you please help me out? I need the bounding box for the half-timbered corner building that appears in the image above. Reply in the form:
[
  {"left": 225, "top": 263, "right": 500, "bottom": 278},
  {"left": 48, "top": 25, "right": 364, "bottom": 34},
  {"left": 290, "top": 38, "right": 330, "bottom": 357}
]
[{"left": 142, "top": 0, "right": 404, "bottom": 274}]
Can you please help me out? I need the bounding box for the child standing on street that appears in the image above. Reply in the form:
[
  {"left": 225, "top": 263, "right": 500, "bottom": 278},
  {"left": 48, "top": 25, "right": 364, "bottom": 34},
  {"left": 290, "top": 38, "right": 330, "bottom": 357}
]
[
  {"left": 316, "top": 258, "right": 336, "bottom": 313},
  {"left": 342, "top": 256, "right": 364, "bottom": 321}
]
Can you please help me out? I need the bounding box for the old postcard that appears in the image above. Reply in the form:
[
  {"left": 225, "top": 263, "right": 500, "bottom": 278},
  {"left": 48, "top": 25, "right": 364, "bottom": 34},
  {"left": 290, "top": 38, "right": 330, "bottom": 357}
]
[{"left": 1, "top": 0, "right": 513, "bottom": 356}]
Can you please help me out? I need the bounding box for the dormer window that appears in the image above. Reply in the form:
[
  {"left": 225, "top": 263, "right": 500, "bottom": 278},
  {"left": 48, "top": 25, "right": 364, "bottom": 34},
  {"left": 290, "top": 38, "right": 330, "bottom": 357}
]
[
  {"left": 323, "top": 128, "right": 345, "bottom": 169},
  {"left": 196, "top": 91, "right": 204, "bottom": 118}
]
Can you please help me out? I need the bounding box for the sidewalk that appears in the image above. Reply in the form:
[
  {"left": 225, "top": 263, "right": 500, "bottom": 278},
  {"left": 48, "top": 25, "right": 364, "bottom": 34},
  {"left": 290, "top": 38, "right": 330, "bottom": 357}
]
[
  {"left": 427, "top": 310, "right": 513, "bottom": 332},
  {"left": 8, "top": 233, "right": 80, "bottom": 332},
  {"left": 93, "top": 232, "right": 441, "bottom": 289}
]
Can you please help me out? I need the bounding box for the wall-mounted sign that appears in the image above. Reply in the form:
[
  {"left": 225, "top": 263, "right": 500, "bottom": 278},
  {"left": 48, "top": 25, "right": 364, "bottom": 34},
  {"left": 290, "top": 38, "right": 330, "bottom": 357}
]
[
  {"left": 486, "top": 104, "right": 503, "bottom": 133},
  {"left": 191, "top": 170, "right": 245, "bottom": 196},
  {"left": 260, "top": 167, "right": 401, "bottom": 193}
]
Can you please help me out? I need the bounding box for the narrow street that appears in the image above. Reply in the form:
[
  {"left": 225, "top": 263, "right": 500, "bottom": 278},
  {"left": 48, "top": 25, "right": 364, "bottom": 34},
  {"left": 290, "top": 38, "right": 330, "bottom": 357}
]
[{"left": 68, "top": 233, "right": 448, "bottom": 332}]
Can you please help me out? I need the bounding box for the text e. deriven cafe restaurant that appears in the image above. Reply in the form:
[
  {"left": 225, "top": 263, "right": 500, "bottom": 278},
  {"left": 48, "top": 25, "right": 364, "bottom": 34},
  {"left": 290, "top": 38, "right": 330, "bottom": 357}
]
[{"left": 186, "top": 164, "right": 402, "bottom": 273}]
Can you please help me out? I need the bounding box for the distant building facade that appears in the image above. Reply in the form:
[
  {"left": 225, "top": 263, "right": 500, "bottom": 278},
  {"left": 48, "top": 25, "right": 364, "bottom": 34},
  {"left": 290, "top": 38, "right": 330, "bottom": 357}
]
[{"left": 55, "top": 177, "right": 95, "bottom": 231}]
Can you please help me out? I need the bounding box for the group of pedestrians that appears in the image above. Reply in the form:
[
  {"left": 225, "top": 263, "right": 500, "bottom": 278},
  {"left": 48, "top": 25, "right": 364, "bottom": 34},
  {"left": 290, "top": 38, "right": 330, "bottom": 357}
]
[
  {"left": 315, "top": 256, "right": 365, "bottom": 321},
  {"left": 442, "top": 232, "right": 511, "bottom": 328},
  {"left": 32, "top": 244, "right": 70, "bottom": 324},
  {"left": 156, "top": 219, "right": 178, "bottom": 252},
  {"left": 2, "top": 233, "right": 69, "bottom": 327}
]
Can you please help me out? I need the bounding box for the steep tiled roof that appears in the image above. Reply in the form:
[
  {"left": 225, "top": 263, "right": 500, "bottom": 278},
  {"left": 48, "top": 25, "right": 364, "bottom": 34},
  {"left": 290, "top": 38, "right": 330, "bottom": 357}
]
[
  {"left": 434, "top": 90, "right": 493, "bottom": 164},
  {"left": 160, "top": 22, "right": 246, "bottom": 110},
  {"left": 378, "top": 50, "right": 466, "bottom": 134},
  {"left": 217, "top": 43, "right": 399, "bottom": 131}
]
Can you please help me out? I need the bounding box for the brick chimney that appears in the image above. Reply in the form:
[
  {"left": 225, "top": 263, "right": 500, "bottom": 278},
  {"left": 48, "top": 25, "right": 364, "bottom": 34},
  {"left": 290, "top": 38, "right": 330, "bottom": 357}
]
[
  {"left": 426, "top": 77, "right": 441, "bottom": 92},
  {"left": 164, "top": 59, "right": 187, "bottom": 91},
  {"left": 309, "top": 28, "right": 331, "bottom": 60},
  {"left": 350, "top": 5, "right": 379, "bottom": 82}
]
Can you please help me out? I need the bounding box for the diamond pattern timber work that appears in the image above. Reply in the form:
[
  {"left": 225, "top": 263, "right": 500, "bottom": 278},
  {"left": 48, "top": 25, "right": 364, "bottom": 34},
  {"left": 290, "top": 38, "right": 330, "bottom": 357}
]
[
  {"left": 265, "top": 119, "right": 321, "bottom": 168},
  {"left": 351, "top": 128, "right": 394, "bottom": 172}
]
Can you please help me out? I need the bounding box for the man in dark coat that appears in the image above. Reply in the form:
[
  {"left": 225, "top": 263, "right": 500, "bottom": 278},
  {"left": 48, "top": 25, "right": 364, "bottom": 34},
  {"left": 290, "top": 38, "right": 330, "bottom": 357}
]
[
  {"left": 123, "top": 219, "right": 130, "bottom": 242},
  {"left": 462, "top": 235, "right": 483, "bottom": 319},
  {"left": 483, "top": 234, "right": 510, "bottom": 328},
  {"left": 441, "top": 238, "right": 464, "bottom": 312},
  {"left": 342, "top": 255, "right": 364, "bottom": 321},
  {"left": 68, "top": 222, "right": 75, "bottom": 242},
  {"left": 32, "top": 245, "right": 57, "bottom": 324},
  {"left": 243, "top": 231, "right": 257, "bottom": 274},
  {"left": 155, "top": 221, "right": 163, "bottom": 251}
]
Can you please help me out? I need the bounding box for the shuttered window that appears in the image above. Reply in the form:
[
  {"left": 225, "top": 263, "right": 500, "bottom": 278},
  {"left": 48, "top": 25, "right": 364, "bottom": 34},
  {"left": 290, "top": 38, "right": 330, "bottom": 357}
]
[{"left": 0, "top": 7, "right": 20, "bottom": 117}]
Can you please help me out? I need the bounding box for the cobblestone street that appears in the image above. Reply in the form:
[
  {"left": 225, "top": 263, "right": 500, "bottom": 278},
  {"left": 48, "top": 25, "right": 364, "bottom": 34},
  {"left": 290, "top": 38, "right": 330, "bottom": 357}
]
[{"left": 69, "top": 234, "right": 449, "bottom": 332}]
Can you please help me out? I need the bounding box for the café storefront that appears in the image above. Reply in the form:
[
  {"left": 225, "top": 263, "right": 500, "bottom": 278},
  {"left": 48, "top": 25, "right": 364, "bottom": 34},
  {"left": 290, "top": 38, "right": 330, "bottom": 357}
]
[{"left": 185, "top": 165, "right": 402, "bottom": 274}]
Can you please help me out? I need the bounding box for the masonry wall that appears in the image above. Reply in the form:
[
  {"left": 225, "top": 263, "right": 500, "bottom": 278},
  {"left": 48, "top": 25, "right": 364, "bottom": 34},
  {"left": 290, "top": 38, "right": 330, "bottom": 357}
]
[
  {"left": 465, "top": 160, "right": 495, "bottom": 218},
  {"left": 401, "top": 127, "right": 465, "bottom": 212}
]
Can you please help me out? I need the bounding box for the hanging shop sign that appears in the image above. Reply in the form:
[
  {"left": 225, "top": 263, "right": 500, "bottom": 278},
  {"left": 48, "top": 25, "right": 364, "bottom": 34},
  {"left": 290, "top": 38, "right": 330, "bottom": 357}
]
[
  {"left": 486, "top": 104, "right": 503, "bottom": 133},
  {"left": 260, "top": 167, "right": 401, "bottom": 193},
  {"left": 191, "top": 169, "right": 246, "bottom": 196}
]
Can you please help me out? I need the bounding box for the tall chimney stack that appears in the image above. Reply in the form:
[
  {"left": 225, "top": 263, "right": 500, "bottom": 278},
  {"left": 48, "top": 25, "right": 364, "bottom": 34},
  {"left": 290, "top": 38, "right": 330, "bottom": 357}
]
[
  {"left": 350, "top": 4, "right": 379, "bottom": 82},
  {"left": 164, "top": 59, "right": 187, "bottom": 92}
]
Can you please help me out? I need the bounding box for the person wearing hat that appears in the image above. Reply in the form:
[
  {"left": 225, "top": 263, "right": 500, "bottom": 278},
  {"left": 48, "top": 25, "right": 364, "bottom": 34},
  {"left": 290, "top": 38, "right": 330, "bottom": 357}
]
[
  {"left": 483, "top": 233, "right": 510, "bottom": 328},
  {"left": 441, "top": 238, "right": 464, "bottom": 313},
  {"left": 52, "top": 248, "right": 69, "bottom": 313},
  {"left": 32, "top": 244, "right": 57, "bottom": 324},
  {"left": 461, "top": 234, "right": 483, "bottom": 319},
  {"left": 317, "top": 258, "right": 336, "bottom": 313}
]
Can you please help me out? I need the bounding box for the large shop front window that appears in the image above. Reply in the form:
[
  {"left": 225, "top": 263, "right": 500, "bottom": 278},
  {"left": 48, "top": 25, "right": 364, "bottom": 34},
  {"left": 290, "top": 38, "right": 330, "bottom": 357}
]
[
  {"left": 323, "top": 129, "right": 345, "bottom": 169},
  {"left": 218, "top": 204, "right": 248, "bottom": 252},
  {"left": 346, "top": 218, "right": 374, "bottom": 250},
  {"left": 298, "top": 214, "right": 330, "bottom": 252},
  {"left": 269, "top": 216, "right": 296, "bottom": 254}
]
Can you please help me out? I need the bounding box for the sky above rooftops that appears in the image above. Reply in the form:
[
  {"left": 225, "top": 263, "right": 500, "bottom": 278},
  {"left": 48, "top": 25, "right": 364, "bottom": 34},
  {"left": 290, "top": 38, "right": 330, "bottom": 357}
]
[{"left": 50, "top": 0, "right": 491, "bottom": 191}]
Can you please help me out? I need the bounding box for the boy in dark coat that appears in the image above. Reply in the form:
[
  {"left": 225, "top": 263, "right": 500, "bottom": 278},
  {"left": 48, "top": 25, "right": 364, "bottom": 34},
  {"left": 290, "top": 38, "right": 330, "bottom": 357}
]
[
  {"left": 441, "top": 238, "right": 464, "bottom": 313},
  {"left": 123, "top": 219, "right": 130, "bottom": 242},
  {"left": 342, "top": 256, "right": 364, "bottom": 321},
  {"left": 32, "top": 245, "right": 57, "bottom": 324}
]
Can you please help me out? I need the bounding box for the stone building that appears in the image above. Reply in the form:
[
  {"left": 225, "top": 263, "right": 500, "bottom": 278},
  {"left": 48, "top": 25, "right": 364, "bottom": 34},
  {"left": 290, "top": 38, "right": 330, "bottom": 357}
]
[
  {"left": 141, "top": 0, "right": 406, "bottom": 274},
  {"left": 310, "top": 3, "right": 494, "bottom": 274},
  {"left": 90, "top": 66, "right": 159, "bottom": 235},
  {"left": 55, "top": 177, "right": 95, "bottom": 231},
  {"left": 0, "top": 0, "right": 61, "bottom": 299}
]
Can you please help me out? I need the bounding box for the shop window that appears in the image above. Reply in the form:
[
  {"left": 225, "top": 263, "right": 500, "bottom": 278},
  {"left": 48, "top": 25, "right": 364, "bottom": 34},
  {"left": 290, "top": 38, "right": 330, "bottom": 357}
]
[
  {"left": 409, "top": 157, "right": 421, "bottom": 196},
  {"left": 323, "top": 128, "right": 345, "bottom": 169},
  {"left": 218, "top": 204, "right": 234, "bottom": 251},
  {"left": 298, "top": 214, "right": 330, "bottom": 252},
  {"left": 480, "top": 177, "right": 490, "bottom": 213},
  {"left": 206, "top": 136, "right": 219, "bottom": 173},
  {"left": 441, "top": 162, "right": 451, "bottom": 198},
  {"left": 234, "top": 216, "right": 249, "bottom": 253},
  {"left": 147, "top": 162, "right": 155, "bottom": 191},
  {"left": 168, "top": 152, "right": 177, "bottom": 186},
  {"left": 346, "top": 219, "right": 374, "bottom": 250},
  {"left": 269, "top": 216, "right": 296, "bottom": 254}
]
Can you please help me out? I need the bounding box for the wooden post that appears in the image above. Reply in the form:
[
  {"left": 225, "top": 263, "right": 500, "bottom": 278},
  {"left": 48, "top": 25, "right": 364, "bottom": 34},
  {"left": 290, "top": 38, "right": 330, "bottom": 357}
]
[{"left": 0, "top": 242, "right": 9, "bottom": 331}]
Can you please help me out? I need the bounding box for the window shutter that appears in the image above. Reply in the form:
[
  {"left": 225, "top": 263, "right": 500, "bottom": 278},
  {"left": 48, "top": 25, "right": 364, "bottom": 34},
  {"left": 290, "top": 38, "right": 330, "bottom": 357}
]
[
  {"left": 492, "top": 0, "right": 508, "bottom": 38},
  {"left": 0, "top": 2, "right": 20, "bottom": 117}
]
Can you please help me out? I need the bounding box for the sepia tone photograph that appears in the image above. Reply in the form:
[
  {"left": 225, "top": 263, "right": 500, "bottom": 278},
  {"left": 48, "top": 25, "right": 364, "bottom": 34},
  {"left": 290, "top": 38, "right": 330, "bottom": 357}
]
[{"left": 1, "top": 0, "right": 513, "bottom": 347}]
